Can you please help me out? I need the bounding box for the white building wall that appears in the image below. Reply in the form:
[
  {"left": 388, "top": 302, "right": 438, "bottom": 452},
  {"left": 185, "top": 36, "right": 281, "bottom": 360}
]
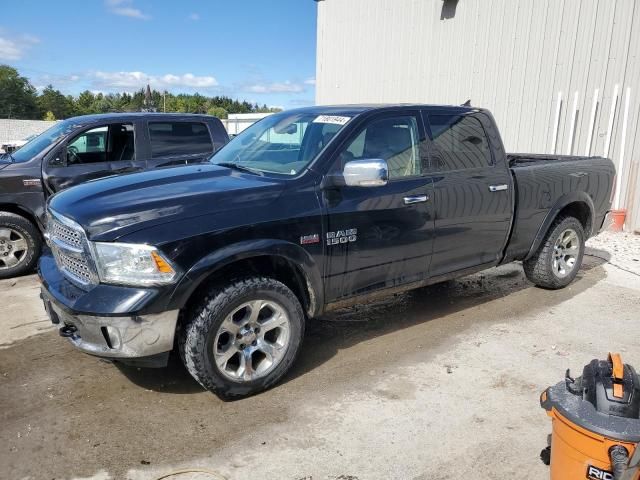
[
  {"left": 316, "top": 0, "right": 640, "bottom": 232},
  {"left": 0, "top": 119, "right": 56, "bottom": 146},
  {"left": 222, "top": 113, "right": 273, "bottom": 135}
]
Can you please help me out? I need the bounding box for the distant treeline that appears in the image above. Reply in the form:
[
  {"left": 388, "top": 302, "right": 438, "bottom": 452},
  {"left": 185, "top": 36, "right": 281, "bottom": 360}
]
[{"left": 0, "top": 65, "right": 280, "bottom": 121}]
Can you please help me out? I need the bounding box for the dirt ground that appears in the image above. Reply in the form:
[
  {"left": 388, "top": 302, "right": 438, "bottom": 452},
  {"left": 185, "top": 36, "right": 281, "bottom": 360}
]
[{"left": 1, "top": 232, "right": 639, "bottom": 480}]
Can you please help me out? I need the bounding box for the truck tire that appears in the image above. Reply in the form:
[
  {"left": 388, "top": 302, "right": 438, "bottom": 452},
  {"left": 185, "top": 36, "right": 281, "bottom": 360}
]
[
  {"left": 523, "top": 215, "right": 585, "bottom": 289},
  {"left": 179, "top": 277, "right": 305, "bottom": 398},
  {"left": 0, "top": 212, "right": 42, "bottom": 279}
]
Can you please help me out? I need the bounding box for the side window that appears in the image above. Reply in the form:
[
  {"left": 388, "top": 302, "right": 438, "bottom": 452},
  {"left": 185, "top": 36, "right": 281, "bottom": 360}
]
[
  {"left": 148, "top": 122, "right": 213, "bottom": 157},
  {"left": 427, "top": 115, "right": 492, "bottom": 171},
  {"left": 66, "top": 123, "right": 134, "bottom": 165},
  {"left": 108, "top": 124, "right": 135, "bottom": 162},
  {"left": 335, "top": 115, "right": 422, "bottom": 179}
]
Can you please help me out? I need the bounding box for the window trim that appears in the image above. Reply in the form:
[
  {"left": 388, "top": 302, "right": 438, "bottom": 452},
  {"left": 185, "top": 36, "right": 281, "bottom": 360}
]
[
  {"left": 423, "top": 112, "right": 495, "bottom": 174},
  {"left": 328, "top": 110, "right": 429, "bottom": 183},
  {"left": 147, "top": 120, "right": 214, "bottom": 159}
]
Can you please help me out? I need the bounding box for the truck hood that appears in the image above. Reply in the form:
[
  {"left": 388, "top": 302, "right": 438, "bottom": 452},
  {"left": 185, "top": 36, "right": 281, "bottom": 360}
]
[{"left": 49, "top": 164, "right": 286, "bottom": 240}]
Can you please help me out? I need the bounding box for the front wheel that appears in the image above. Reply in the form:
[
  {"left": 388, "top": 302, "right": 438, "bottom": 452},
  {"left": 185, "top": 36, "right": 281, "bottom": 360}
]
[
  {"left": 0, "top": 212, "right": 42, "bottom": 279},
  {"left": 523, "top": 215, "right": 585, "bottom": 289},
  {"left": 179, "top": 277, "right": 305, "bottom": 398}
]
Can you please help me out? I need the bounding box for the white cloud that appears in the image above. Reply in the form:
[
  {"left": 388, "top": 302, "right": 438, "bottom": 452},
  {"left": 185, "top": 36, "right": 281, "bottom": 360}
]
[
  {"left": 91, "top": 71, "right": 218, "bottom": 90},
  {"left": 304, "top": 77, "right": 316, "bottom": 85},
  {"left": 31, "top": 72, "right": 84, "bottom": 89},
  {"left": 188, "top": 13, "right": 200, "bottom": 21},
  {"left": 0, "top": 34, "right": 39, "bottom": 61},
  {"left": 246, "top": 81, "right": 305, "bottom": 94},
  {"left": 105, "top": 0, "right": 150, "bottom": 20}
]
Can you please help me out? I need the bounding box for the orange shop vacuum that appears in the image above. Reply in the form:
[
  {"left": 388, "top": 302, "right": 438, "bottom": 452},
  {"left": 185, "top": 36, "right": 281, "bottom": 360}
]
[{"left": 540, "top": 353, "right": 640, "bottom": 479}]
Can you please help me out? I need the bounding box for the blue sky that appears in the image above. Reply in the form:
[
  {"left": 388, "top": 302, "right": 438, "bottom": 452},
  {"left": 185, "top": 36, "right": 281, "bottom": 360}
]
[{"left": 0, "top": 0, "right": 318, "bottom": 109}]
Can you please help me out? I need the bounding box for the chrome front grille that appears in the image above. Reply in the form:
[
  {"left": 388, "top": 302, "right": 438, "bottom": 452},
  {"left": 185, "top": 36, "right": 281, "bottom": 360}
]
[
  {"left": 48, "top": 211, "right": 97, "bottom": 288},
  {"left": 50, "top": 219, "right": 83, "bottom": 249},
  {"left": 56, "top": 249, "right": 93, "bottom": 284}
]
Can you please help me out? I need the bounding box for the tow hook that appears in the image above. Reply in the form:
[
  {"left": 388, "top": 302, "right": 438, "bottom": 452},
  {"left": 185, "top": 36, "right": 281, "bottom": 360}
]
[{"left": 59, "top": 324, "right": 78, "bottom": 338}]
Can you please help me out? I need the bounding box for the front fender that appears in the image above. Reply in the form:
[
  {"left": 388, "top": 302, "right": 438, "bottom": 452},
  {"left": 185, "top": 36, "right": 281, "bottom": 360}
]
[
  {"left": 525, "top": 191, "right": 595, "bottom": 260},
  {"left": 167, "top": 239, "right": 324, "bottom": 316}
]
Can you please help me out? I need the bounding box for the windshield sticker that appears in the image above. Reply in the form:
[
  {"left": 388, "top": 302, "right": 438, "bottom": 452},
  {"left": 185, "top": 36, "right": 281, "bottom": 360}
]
[{"left": 313, "top": 115, "right": 351, "bottom": 126}]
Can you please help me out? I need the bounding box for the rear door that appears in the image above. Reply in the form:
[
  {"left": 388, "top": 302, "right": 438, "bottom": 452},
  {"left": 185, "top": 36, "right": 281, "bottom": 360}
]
[
  {"left": 424, "top": 110, "right": 513, "bottom": 276},
  {"left": 145, "top": 120, "right": 217, "bottom": 169},
  {"left": 322, "top": 110, "right": 435, "bottom": 301},
  {"left": 42, "top": 121, "right": 144, "bottom": 194}
]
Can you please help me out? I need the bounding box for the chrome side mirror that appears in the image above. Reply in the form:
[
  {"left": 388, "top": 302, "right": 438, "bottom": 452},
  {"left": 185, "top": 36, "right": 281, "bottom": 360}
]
[{"left": 343, "top": 159, "right": 388, "bottom": 187}]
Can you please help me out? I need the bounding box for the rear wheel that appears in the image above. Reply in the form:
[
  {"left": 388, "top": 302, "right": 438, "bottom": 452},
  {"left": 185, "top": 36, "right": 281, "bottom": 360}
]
[
  {"left": 523, "top": 216, "right": 585, "bottom": 289},
  {"left": 0, "top": 212, "right": 42, "bottom": 279},
  {"left": 179, "top": 277, "right": 305, "bottom": 398}
]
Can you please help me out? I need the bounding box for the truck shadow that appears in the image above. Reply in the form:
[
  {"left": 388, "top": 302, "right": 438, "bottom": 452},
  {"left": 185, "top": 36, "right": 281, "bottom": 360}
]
[
  {"left": 115, "top": 257, "right": 608, "bottom": 397},
  {"left": 288, "top": 257, "right": 607, "bottom": 385}
]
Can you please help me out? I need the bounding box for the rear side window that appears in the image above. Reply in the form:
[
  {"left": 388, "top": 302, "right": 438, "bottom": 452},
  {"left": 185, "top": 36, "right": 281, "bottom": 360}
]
[
  {"left": 427, "top": 115, "right": 492, "bottom": 171},
  {"left": 148, "top": 122, "right": 213, "bottom": 158}
]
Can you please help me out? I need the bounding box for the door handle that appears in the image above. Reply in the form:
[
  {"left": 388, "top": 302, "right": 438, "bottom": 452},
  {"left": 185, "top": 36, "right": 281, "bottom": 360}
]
[
  {"left": 403, "top": 195, "right": 429, "bottom": 205},
  {"left": 489, "top": 184, "right": 509, "bottom": 192}
]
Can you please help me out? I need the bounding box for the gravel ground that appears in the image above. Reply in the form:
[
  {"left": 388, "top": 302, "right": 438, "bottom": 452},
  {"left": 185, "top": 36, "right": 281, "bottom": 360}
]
[
  {"left": 586, "top": 230, "right": 640, "bottom": 276},
  {"left": 1, "top": 231, "right": 639, "bottom": 480}
]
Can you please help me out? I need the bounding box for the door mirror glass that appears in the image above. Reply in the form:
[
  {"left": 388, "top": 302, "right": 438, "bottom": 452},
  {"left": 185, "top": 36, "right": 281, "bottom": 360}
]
[{"left": 343, "top": 159, "right": 388, "bottom": 187}]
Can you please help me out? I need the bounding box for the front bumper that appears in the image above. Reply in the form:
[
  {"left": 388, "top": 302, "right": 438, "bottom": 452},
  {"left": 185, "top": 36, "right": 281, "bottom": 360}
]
[
  {"left": 41, "top": 288, "right": 179, "bottom": 360},
  {"left": 39, "top": 251, "right": 179, "bottom": 362}
]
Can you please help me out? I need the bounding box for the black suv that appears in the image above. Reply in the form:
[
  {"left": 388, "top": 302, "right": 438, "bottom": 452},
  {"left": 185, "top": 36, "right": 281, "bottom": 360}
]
[{"left": 0, "top": 113, "right": 228, "bottom": 278}]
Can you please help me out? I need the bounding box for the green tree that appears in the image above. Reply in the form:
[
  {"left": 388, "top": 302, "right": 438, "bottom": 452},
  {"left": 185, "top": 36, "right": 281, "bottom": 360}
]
[
  {"left": 0, "top": 65, "right": 40, "bottom": 119},
  {"left": 206, "top": 106, "right": 228, "bottom": 119},
  {"left": 43, "top": 111, "right": 56, "bottom": 121},
  {"left": 37, "top": 85, "right": 76, "bottom": 119},
  {"left": 75, "top": 90, "right": 96, "bottom": 115}
]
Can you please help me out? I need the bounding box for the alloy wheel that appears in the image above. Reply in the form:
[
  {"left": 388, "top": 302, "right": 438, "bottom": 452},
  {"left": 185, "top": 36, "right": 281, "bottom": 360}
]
[
  {"left": 0, "top": 228, "right": 28, "bottom": 270},
  {"left": 213, "top": 300, "right": 291, "bottom": 382},
  {"left": 552, "top": 228, "right": 580, "bottom": 278}
]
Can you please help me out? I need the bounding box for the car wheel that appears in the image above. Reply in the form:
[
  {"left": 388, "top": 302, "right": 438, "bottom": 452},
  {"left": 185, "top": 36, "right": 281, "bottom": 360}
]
[
  {"left": 179, "top": 277, "right": 305, "bottom": 398},
  {"left": 523, "top": 215, "right": 585, "bottom": 289},
  {"left": 0, "top": 212, "right": 42, "bottom": 279}
]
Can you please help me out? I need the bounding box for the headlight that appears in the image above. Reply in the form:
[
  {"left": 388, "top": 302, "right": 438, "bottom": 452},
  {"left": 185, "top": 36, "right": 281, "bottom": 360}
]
[{"left": 92, "top": 242, "right": 178, "bottom": 286}]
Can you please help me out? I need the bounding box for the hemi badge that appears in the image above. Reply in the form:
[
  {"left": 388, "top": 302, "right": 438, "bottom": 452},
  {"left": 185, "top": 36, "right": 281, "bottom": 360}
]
[
  {"left": 23, "top": 179, "right": 42, "bottom": 187},
  {"left": 300, "top": 234, "right": 320, "bottom": 245}
]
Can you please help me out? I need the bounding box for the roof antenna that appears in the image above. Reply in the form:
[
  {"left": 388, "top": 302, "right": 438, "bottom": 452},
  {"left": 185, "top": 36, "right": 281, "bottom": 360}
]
[{"left": 462, "top": 99, "right": 471, "bottom": 107}]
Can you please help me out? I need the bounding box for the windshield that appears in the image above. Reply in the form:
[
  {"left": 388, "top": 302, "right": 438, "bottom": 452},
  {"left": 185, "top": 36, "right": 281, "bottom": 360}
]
[
  {"left": 211, "top": 112, "right": 352, "bottom": 175},
  {"left": 10, "top": 120, "right": 78, "bottom": 163}
]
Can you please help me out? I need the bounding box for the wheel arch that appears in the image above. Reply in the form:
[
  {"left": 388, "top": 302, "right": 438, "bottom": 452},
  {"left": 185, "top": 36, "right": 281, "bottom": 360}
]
[
  {"left": 525, "top": 192, "right": 595, "bottom": 260},
  {"left": 0, "top": 203, "right": 43, "bottom": 234},
  {"left": 171, "top": 239, "right": 324, "bottom": 320}
]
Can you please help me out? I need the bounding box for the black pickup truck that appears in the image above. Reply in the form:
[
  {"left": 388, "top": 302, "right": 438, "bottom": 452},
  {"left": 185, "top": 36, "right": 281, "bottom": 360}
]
[
  {"left": 39, "top": 104, "right": 615, "bottom": 398},
  {"left": 0, "top": 113, "right": 228, "bottom": 278}
]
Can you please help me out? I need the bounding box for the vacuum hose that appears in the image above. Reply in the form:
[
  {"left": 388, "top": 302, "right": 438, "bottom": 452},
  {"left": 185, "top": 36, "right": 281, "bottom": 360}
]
[{"left": 609, "top": 445, "right": 630, "bottom": 480}]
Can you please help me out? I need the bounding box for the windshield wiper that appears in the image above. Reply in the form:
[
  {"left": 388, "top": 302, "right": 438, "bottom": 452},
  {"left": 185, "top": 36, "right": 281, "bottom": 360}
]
[{"left": 216, "top": 162, "right": 263, "bottom": 176}]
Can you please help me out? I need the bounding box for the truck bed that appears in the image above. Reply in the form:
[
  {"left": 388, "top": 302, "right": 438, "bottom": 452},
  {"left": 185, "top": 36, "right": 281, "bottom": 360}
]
[{"left": 503, "top": 153, "right": 615, "bottom": 263}]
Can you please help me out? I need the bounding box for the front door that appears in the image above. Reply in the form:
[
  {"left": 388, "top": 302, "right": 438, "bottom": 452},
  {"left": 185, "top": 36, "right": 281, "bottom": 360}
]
[
  {"left": 322, "top": 111, "right": 435, "bottom": 301},
  {"left": 424, "top": 110, "right": 513, "bottom": 277},
  {"left": 43, "top": 122, "right": 143, "bottom": 195}
]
